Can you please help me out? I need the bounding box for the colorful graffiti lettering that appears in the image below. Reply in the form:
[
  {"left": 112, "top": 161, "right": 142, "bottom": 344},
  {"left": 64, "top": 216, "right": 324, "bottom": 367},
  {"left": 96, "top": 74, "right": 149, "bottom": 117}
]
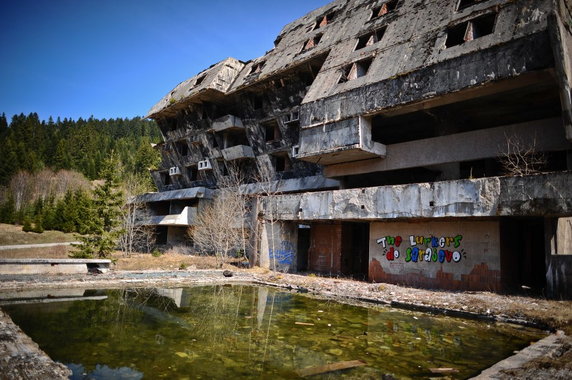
[
  {"left": 269, "top": 240, "right": 295, "bottom": 266},
  {"left": 376, "top": 234, "right": 466, "bottom": 263}
]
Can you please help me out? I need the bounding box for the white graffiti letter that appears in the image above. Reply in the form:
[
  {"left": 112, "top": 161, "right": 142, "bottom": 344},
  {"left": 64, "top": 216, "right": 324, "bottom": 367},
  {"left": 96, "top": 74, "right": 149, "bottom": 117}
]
[
  {"left": 409, "top": 235, "right": 416, "bottom": 246},
  {"left": 453, "top": 251, "right": 462, "bottom": 262},
  {"left": 376, "top": 237, "right": 387, "bottom": 248},
  {"left": 439, "top": 237, "right": 445, "bottom": 248},
  {"left": 424, "top": 248, "right": 432, "bottom": 262}
]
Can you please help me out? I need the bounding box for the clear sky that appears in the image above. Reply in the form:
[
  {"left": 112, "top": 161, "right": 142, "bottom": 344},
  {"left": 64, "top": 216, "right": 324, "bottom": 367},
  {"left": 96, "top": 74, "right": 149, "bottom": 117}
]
[{"left": 0, "top": 0, "right": 329, "bottom": 122}]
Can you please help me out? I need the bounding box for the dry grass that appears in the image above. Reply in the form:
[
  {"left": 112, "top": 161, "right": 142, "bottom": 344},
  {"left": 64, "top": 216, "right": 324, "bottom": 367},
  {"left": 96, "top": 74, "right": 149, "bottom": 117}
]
[
  {"left": 112, "top": 252, "right": 245, "bottom": 271},
  {"left": 0, "top": 224, "right": 77, "bottom": 246},
  {"left": 0, "top": 245, "right": 72, "bottom": 259}
]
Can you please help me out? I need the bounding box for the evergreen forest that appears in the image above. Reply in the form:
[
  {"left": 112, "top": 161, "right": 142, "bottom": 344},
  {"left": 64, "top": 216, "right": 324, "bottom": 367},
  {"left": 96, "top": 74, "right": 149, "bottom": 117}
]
[{"left": 0, "top": 112, "right": 162, "bottom": 255}]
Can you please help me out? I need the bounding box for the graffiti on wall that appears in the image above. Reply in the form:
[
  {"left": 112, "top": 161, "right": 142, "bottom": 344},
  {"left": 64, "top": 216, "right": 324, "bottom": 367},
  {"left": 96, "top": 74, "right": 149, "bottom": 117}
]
[
  {"left": 376, "top": 235, "right": 467, "bottom": 263},
  {"left": 269, "top": 240, "right": 295, "bottom": 266}
]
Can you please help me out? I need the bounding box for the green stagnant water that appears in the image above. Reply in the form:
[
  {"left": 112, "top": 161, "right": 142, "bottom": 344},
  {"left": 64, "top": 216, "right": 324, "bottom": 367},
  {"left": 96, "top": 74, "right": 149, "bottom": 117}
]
[{"left": 3, "top": 285, "right": 544, "bottom": 379}]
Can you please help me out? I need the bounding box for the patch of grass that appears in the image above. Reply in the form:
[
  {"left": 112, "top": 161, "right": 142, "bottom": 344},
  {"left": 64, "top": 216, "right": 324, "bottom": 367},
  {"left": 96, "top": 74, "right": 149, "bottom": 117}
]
[
  {"left": 0, "top": 223, "right": 77, "bottom": 246},
  {"left": 0, "top": 245, "right": 72, "bottom": 259}
]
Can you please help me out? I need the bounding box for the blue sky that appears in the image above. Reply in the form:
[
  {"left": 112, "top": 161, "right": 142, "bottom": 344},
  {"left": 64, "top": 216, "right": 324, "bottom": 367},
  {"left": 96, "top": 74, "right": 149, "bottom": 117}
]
[{"left": 0, "top": 0, "right": 329, "bottom": 122}]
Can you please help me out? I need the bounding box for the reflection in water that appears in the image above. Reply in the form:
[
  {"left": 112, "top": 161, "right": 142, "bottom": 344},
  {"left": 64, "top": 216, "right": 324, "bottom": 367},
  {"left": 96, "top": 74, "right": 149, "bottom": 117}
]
[{"left": 2, "top": 285, "right": 544, "bottom": 379}]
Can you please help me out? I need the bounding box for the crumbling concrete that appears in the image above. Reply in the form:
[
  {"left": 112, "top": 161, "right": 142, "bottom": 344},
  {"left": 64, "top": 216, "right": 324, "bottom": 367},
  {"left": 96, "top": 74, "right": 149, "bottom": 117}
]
[
  {"left": 140, "top": 0, "right": 572, "bottom": 297},
  {"left": 0, "top": 309, "right": 71, "bottom": 380}
]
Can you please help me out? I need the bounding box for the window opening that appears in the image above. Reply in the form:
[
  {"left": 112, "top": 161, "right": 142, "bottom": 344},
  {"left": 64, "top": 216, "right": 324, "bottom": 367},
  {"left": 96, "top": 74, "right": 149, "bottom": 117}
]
[
  {"left": 175, "top": 140, "right": 189, "bottom": 157},
  {"left": 273, "top": 154, "right": 291, "bottom": 172},
  {"left": 339, "top": 57, "right": 374, "bottom": 83},
  {"left": 187, "top": 165, "right": 198, "bottom": 181},
  {"left": 302, "top": 34, "right": 323, "bottom": 51},
  {"left": 263, "top": 119, "right": 281, "bottom": 142},
  {"left": 195, "top": 75, "right": 206, "bottom": 86},
  {"left": 313, "top": 11, "right": 335, "bottom": 30},
  {"left": 249, "top": 61, "right": 265, "bottom": 75},
  {"left": 218, "top": 160, "right": 229, "bottom": 176},
  {"left": 161, "top": 172, "right": 171, "bottom": 186},
  {"left": 355, "top": 26, "right": 387, "bottom": 50},
  {"left": 371, "top": 0, "right": 398, "bottom": 20},
  {"left": 445, "top": 13, "right": 496, "bottom": 48}
]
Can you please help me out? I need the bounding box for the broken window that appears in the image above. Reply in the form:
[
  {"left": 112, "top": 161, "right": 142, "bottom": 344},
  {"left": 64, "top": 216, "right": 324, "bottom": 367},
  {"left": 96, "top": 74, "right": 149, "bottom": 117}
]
[
  {"left": 161, "top": 171, "right": 171, "bottom": 186},
  {"left": 371, "top": 0, "right": 399, "bottom": 20},
  {"left": 175, "top": 140, "right": 189, "bottom": 157},
  {"left": 273, "top": 154, "right": 291, "bottom": 172},
  {"left": 457, "top": 0, "right": 490, "bottom": 11},
  {"left": 218, "top": 160, "right": 229, "bottom": 176},
  {"left": 338, "top": 57, "right": 374, "bottom": 83},
  {"left": 313, "top": 11, "right": 335, "bottom": 30},
  {"left": 302, "top": 34, "right": 323, "bottom": 52},
  {"left": 262, "top": 119, "right": 281, "bottom": 142},
  {"left": 187, "top": 165, "right": 198, "bottom": 181},
  {"left": 195, "top": 75, "right": 206, "bottom": 86},
  {"left": 355, "top": 26, "right": 387, "bottom": 50},
  {"left": 445, "top": 13, "right": 497, "bottom": 48},
  {"left": 249, "top": 61, "right": 265, "bottom": 75}
]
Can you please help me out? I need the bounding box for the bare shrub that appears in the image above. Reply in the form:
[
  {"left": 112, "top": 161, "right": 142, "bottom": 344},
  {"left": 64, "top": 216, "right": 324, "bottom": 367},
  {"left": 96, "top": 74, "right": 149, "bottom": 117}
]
[
  {"left": 189, "top": 188, "right": 246, "bottom": 268},
  {"left": 499, "top": 133, "right": 546, "bottom": 176}
]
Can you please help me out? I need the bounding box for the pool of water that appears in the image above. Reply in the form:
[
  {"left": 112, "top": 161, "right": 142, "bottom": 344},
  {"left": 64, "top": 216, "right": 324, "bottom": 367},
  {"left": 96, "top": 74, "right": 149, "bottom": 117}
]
[{"left": 2, "top": 285, "right": 544, "bottom": 379}]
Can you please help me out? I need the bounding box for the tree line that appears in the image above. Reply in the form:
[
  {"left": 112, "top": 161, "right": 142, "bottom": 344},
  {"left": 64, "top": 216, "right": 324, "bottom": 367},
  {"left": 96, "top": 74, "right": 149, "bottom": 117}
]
[
  {"left": 0, "top": 112, "right": 161, "bottom": 185},
  {"left": 0, "top": 112, "right": 162, "bottom": 257}
]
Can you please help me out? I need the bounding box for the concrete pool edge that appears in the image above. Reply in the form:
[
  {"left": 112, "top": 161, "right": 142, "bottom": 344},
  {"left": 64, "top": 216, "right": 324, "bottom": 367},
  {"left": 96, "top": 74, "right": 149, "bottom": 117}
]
[{"left": 0, "top": 270, "right": 569, "bottom": 378}]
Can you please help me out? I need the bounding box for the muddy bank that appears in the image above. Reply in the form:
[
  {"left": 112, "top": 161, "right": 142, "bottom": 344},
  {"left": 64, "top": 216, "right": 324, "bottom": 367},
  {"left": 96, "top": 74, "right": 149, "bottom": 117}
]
[{"left": 0, "top": 269, "right": 571, "bottom": 379}]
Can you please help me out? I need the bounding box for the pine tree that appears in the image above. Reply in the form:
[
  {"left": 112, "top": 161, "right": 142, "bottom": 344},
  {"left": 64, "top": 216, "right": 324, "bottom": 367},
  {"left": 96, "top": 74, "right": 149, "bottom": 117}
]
[{"left": 72, "top": 153, "right": 124, "bottom": 258}]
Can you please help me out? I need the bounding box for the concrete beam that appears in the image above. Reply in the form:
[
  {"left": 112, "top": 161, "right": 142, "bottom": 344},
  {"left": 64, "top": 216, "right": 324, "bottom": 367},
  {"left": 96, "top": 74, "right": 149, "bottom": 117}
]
[
  {"left": 269, "top": 172, "right": 572, "bottom": 221},
  {"left": 324, "top": 118, "right": 571, "bottom": 178}
]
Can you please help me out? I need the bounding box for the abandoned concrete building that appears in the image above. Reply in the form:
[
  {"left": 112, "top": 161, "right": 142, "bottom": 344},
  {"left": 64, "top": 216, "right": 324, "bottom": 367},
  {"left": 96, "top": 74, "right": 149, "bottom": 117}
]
[{"left": 140, "top": 0, "right": 572, "bottom": 298}]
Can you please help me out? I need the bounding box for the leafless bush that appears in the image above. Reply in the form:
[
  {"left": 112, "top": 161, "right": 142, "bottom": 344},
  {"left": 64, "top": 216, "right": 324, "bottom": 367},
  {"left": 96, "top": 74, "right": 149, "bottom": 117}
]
[
  {"left": 189, "top": 183, "right": 247, "bottom": 267},
  {"left": 500, "top": 134, "right": 546, "bottom": 176},
  {"left": 8, "top": 169, "right": 90, "bottom": 211},
  {"left": 118, "top": 173, "right": 156, "bottom": 255}
]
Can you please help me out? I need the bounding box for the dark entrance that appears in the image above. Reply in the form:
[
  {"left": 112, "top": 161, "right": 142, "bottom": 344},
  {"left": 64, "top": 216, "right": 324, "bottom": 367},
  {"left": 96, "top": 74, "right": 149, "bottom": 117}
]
[
  {"left": 341, "top": 222, "right": 370, "bottom": 279},
  {"left": 156, "top": 226, "right": 168, "bottom": 245},
  {"left": 500, "top": 217, "right": 546, "bottom": 293},
  {"left": 296, "top": 225, "right": 311, "bottom": 272},
  {"left": 307, "top": 222, "right": 370, "bottom": 279}
]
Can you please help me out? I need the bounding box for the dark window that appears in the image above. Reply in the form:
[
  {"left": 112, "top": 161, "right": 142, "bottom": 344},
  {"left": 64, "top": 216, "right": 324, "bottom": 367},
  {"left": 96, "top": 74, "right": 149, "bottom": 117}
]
[
  {"left": 249, "top": 61, "right": 265, "bottom": 75},
  {"left": 273, "top": 154, "right": 291, "bottom": 172},
  {"left": 263, "top": 120, "right": 281, "bottom": 142},
  {"left": 313, "top": 11, "right": 335, "bottom": 30},
  {"left": 195, "top": 75, "right": 206, "bottom": 86},
  {"left": 371, "top": 0, "right": 399, "bottom": 20},
  {"left": 355, "top": 26, "right": 387, "bottom": 50},
  {"left": 218, "top": 161, "right": 229, "bottom": 176},
  {"left": 445, "top": 13, "right": 496, "bottom": 48},
  {"left": 175, "top": 140, "right": 188, "bottom": 156},
  {"left": 339, "top": 57, "right": 374, "bottom": 83},
  {"left": 187, "top": 165, "right": 198, "bottom": 181},
  {"left": 302, "top": 33, "right": 323, "bottom": 51},
  {"left": 161, "top": 172, "right": 171, "bottom": 186},
  {"left": 253, "top": 95, "right": 264, "bottom": 110}
]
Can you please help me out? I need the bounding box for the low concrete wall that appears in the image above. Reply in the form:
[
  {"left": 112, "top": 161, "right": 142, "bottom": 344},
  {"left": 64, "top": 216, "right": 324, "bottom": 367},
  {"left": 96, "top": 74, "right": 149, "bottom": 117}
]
[{"left": 0, "top": 259, "right": 111, "bottom": 275}]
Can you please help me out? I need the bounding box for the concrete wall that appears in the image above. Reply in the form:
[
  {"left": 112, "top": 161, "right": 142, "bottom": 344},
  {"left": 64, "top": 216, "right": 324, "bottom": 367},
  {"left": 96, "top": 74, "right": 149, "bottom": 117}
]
[
  {"left": 369, "top": 220, "right": 501, "bottom": 291},
  {"left": 260, "top": 221, "right": 298, "bottom": 273}
]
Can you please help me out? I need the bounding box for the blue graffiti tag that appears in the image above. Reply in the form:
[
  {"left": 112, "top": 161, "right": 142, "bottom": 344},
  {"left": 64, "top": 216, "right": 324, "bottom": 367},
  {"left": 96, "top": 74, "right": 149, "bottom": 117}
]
[{"left": 269, "top": 241, "right": 295, "bottom": 265}]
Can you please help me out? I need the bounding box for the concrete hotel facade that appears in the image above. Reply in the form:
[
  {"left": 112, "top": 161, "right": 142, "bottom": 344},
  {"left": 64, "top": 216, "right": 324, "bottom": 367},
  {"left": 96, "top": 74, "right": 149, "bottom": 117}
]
[{"left": 140, "top": 0, "right": 572, "bottom": 298}]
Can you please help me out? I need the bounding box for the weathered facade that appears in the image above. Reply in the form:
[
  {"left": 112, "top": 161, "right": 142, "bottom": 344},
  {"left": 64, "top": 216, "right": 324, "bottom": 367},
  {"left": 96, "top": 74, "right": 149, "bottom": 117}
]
[{"left": 141, "top": 0, "right": 572, "bottom": 298}]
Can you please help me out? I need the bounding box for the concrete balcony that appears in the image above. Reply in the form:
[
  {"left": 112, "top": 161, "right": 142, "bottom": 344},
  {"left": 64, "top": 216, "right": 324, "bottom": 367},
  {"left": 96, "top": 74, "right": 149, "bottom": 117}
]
[
  {"left": 297, "top": 116, "right": 386, "bottom": 165},
  {"left": 142, "top": 207, "right": 198, "bottom": 227},
  {"left": 212, "top": 115, "right": 244, "bottom": 132},
  {"left": 222, "top": 145, "right": 255, "bottom": 161}
]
